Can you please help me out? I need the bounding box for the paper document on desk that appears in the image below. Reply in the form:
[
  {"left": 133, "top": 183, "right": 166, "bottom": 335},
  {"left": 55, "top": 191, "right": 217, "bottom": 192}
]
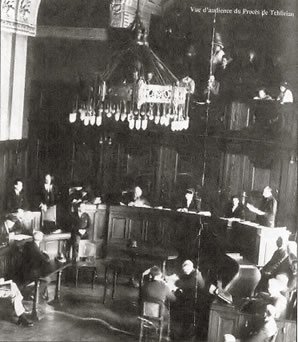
[
  {"left": 165, "top": 274, "right": 179, "bottom": 292},
  {"left": 10, "top": 234, "right": 32, "bottom": 241},
  {"left": 239, "top": 221, "right": 260, "bottom": 227},
  {"left": 220, "top": 217, "right": 241, "bottom": 222},
  {"left": 198, "top": 211, "right": 211, "bottom": 217},
  {"left": 226, "top": 253, "right": 243, "bottom": 261}
]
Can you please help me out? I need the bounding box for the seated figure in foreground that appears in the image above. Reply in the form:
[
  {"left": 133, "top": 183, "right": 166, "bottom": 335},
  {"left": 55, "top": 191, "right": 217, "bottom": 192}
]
[
  {"left": 22, "top": 231, "right": 52, "bottom": 300},
  {"left": 0, "top": 277, "right": 33, "bottom": 327},
  {"left": 255, "top": 236, "right": 291, "bottom": 294},
  {"left": 225, "top": 304, "right": 277, "bottom": 342},
  {"left": 140, "top": 266, "right": 176, "bottom": 316}
]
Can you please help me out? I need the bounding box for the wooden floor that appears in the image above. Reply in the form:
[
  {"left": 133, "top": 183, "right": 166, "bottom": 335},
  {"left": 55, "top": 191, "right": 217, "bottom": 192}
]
[{"left": 0, "top": 268, "right": 205, "bottom": 342}]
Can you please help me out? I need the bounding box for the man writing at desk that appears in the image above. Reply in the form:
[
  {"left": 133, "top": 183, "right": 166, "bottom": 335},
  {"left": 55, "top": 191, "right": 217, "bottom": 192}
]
[{"left": 246, "top": 186, "right": 277, "bottom": 227}]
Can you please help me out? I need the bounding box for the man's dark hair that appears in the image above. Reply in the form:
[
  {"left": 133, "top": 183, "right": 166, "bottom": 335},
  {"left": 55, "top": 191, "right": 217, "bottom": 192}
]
[
  {"left": 13, "top": 178, "right": 23, "bottom": 185},
  {"left": 149, "top": 266, "right": 162, "bottom": 279}
]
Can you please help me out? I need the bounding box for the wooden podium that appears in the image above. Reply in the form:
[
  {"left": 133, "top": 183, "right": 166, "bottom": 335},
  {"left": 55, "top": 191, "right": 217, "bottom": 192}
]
[{"left": 228, "top": 221, "right": 290, "bottom": 266}]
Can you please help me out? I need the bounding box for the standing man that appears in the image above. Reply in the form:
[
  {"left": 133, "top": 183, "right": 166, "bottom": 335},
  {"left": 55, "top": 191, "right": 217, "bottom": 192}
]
[
  {"left": 246, "top": 186, "right": 277, "bottom": 227},
  {"left": 39, "top": 174, "right": 59, "bottom": 231}
]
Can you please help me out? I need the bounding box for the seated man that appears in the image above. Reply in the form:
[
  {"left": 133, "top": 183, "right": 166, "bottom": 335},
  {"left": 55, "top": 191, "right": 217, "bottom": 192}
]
[
  {"left": 226, "top": 304, "right": 277, "bottom": 342},
  {"left": 225, "top": 195, "right": 245, "bottom": 219},
  {"left": 0, "top": 278, "right": 33, "bottom": 326},
  {"left": 0, "top": 216, "right": 16, "bottom": 246},
  {"left": 140, "top": 266, "right": 176, "bottom": 316},
  {"left": 257, "top": 277, "right": 288, "bottom": 319},
  {"left": 255, "top": 236, "right": 291, "bottom": 294},
  {"left": 177, "top": 188, "right": 197, "bottom": 212},
  {"left": 128, "top": 186, "right": 150, "bottom": 208},
  {"left": 6, "top": 179, "right": 28, "bottom": 214},
  {"left": 22, "top": 231, "right": 52, "bottom": 299},
  {"left": 68, "top": 203, "right": 90, "bottom": 261}
]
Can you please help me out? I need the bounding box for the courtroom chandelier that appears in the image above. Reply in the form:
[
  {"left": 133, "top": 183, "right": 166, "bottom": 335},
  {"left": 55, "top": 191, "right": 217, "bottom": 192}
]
[{"left": 69, "top": 7, "right": 194, "bottom": 132}]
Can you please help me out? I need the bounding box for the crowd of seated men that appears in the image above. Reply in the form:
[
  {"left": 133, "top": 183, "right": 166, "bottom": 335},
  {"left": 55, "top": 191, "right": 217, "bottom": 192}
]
[{"left": 139, "top": 233, "right": 297, "bottom": 340}]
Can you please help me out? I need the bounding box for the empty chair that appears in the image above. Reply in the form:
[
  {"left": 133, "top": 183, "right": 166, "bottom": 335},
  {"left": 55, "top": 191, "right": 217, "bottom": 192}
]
[{"left": 74, "top": 240, "right": 97, "bottom": 288}]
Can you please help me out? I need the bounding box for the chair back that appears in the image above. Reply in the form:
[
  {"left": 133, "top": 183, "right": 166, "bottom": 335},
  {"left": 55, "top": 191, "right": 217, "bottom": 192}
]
[
  {"left": 142, "top": 302, "right": 162, "bottom": 319},
  {"left": 78, "top": 240, "right": 97, "bottom": 260}
]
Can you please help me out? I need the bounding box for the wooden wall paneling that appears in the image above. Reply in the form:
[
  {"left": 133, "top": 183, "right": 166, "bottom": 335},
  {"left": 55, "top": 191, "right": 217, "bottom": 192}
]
[
  {"left": 155, "top": 146, "right": 163, "bottom": 203},
  {"left": 157, "top": 146, "right": 178, "bottom": 205},
  {"left": 251, "top": 167, "right": 270, "bottom": 192},
  {"left": 242, "top": 155, "right": 252, "bottom": 192},
  {"left": 109, "top": 217, "right": 127, "bottom": 241},
  {"left": 127, "top": 218, "right": 144, "bottom": 242},
  {"left": 0, "top": 140, "right": 28, "bottom": 214},
  {"left": 93, "top": 207, "right": 108, "bottom": 241},
  {"left": 269, "top": 157, "right": 282, "bottom": 194},
  {"left": 0, "top": 148, "right": 8, "bottom": 213}
]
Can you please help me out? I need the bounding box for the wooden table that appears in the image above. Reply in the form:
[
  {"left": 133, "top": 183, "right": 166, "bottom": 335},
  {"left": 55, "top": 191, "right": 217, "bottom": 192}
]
[
  {"left": 31, "top": 260, "right": 72, "bottom": 320},
  {"left": 125, "top": 245, "right": 178, "bottom": 276}
]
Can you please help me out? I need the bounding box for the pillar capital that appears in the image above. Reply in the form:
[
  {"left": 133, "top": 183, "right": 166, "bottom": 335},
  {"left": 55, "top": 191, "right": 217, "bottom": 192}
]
[{"left": 1, "top": 0, "right": 41, "bottom": 36}]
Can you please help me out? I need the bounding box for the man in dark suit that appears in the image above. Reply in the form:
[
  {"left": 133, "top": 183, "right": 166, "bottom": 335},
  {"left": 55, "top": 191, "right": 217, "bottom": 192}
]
[
  {"left": 255, "top": 236, "right": 291, "bottom": 294},
  {"left": 39, "top": 174, "right": 59, "bottom": 232},
  {"left": 177, "top": 188, "right": 198, "bottom": 212},
  {"left": 68, "top": 203, "right": 91, "bottom": 261},
  {"left": 6, "top": 179, "right": 28, "bottom": 213},
  {"left": 246, "top": 186, "right": 277, "bottom": 227},
  {"left": 22, "top": 231, "right": 52, "bottom": 299},
  {"left": 0, "top": 216, "right": 16, "bottom": 246},
  {"left": 225, "top": 195, "right": 245, "bottom": 219},
  {"left": 141, "top": 266, "right": 176, "bottom": 314}
]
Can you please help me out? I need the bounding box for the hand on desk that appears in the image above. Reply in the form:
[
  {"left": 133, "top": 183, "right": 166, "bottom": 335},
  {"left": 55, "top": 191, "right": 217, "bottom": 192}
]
[
  {"left": 40, "top": 203, "right": 47, "bottom": 212},
  {"left": 165, "top": 274, "right": 179, "bottom": 292},
  {"left": 177, "top": 208, "right": 188, "bottom": 213}
]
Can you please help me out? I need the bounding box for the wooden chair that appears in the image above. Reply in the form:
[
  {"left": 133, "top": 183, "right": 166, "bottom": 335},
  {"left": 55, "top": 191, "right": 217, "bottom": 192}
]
[
  {"left": 74, "top": 240, "right": 97, "bottom": 289},
  {"left": 138, "top": 301, "right": 170, "bottom": 342}
]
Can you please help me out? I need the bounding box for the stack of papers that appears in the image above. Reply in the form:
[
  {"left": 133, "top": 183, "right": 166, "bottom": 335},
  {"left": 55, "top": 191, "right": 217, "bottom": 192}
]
[
  {"left": 10, "top": 234, "right": 32, "bottom": 241},
  {"left": 198, "top": 211, "right": 211, "bottom": 217},
  {"left": 226, "top": 253, "right": 243, "bottom": 261}
]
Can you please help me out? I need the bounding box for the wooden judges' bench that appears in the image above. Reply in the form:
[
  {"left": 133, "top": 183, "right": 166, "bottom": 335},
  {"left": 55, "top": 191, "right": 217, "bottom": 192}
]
[{"left": 83, "top": 205, "right": 290, "bottom": 266}]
